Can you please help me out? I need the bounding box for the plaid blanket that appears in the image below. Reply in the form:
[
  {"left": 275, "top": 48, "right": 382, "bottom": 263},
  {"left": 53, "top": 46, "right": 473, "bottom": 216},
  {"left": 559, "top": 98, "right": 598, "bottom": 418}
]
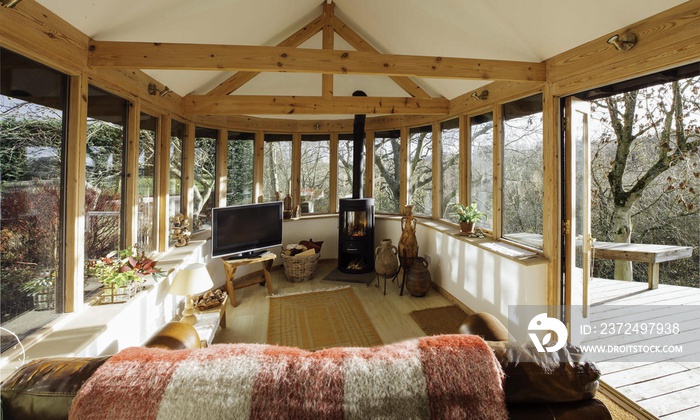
[{"left": 69, "top": 334, "right": 506, "bottom": 420}]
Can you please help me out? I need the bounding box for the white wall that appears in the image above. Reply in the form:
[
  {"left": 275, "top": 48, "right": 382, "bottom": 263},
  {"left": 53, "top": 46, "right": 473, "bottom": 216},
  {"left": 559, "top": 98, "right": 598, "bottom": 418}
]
[{"left": 376, "top": 218, "right": 549, "bottom": 330}]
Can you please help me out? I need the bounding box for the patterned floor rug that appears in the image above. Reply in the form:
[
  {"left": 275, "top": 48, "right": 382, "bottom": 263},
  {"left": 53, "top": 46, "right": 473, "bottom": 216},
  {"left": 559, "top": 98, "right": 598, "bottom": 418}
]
[
  {"left": 409, "top": 305, "right": 470, "bottom": 336},
  {"left": 267, "top": 286, "right": 382, "bottom": 350}
]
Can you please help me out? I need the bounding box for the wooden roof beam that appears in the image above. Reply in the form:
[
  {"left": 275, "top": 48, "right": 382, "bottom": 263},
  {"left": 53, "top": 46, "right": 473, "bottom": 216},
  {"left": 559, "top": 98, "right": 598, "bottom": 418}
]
[
  {"left": 88, "top": 42, "right": 546, "bottom": 82},
  {"left": 322, "top": 1, "right": 334, "bottom": 98},
  {"left": 184, "top": 95, "right": 450, "bottom": 115},
  {"left": 206, "top": 13, "right": 325, "bottom": 96}
]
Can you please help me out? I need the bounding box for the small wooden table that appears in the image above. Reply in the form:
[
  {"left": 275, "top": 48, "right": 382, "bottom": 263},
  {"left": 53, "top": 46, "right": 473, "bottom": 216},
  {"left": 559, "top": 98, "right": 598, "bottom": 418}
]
[
  {"left": 592, "top": 242, "right": 693, "bottom": 289},
  {"left": 193, "top": 295, "right": 228, "bottom": 347},
  {"left": 221, "top": 252, "right": 276, "bottom": 307}
]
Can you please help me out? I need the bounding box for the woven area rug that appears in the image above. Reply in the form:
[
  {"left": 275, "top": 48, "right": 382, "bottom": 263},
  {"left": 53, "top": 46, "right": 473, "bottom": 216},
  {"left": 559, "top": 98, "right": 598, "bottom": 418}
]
[
  {"left": 267, "top": 286, "right": 382, "bottom": 350},
  {"left": 409, "top": 305, "right": 469, "bottom": 336}
]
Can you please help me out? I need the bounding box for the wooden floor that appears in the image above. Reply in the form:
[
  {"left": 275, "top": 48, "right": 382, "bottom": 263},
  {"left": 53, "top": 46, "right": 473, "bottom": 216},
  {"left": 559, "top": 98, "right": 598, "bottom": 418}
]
[
  {"left": 214, "top": 260, "right": 455, "bottom": 346},
  {"left": 589, "top": 278, "right": 700, "bottom": 419}
]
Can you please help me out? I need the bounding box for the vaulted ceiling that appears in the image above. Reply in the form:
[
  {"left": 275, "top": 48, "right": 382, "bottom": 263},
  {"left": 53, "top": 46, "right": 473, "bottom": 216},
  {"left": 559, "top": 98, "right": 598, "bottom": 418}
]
[{"left": 36, "top": 0, "right": 687, "bottom": 119}]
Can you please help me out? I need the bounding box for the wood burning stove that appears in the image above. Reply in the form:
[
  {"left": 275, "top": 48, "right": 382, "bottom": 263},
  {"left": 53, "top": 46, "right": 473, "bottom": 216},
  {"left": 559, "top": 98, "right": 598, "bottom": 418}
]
[
  {"left": 338, "top": 198, "right": 374, "bottom": 273},
  {"left": 337, "top": 90, "right": 375, "bottom": 274}
]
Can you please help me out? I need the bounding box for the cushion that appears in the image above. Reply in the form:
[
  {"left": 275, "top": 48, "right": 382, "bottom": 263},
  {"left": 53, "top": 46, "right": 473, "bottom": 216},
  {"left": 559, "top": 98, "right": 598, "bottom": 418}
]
[
  {"left": 1, "top": 356, "right": 109, "bottom": 420},
  {"left": 487, "top": 341, "right": 601, "bottom": 404}
]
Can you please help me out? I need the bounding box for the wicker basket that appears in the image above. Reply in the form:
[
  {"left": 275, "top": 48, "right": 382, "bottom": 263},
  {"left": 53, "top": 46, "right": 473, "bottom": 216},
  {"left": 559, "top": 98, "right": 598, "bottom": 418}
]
[{"left": 281, "top": 251, "right": 321, "bottom": 282}]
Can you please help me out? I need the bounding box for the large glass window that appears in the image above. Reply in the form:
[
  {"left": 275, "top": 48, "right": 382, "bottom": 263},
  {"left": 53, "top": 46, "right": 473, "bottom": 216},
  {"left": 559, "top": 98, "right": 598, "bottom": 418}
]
[
  {"left": 193, "top": 126, "right": 217, "bottom": 231},
  {"left": 138, "top": 113, "right": 157, "bottom": 254},
  {"left": 440, "top": 119, "right": 460, "bottom": 222},
  {"left": 263, "top": 134, "right": 293, "bottom": 202},
  {"left": 226, "top": 131, "right": 254, "bottom": 206},
  {"left": 408, "top": 125, "right": 433, "bottom": 216},
  {"left": 374, "top": 130, "right": 401, "bottom": 213},
  {"left": 168, "top": 119, "right": 185, "bottom": 247},
  {"left": 502, "top": 94, "right": 543, "bottom": 248},
  {"left": 337, "top": 133, "right": 354, "bottom": 205},
  {"left": 1, "top": 48, "right": 67, "bottom": 348},
  {"left": 470, "top": 113, "right": 494, "bottom": 230},
  {"left": 85, "top": 86, "right": 128, "bottom": 261},
  {"left": 301, "top": 134, "right": 330, "bottom": 213}
]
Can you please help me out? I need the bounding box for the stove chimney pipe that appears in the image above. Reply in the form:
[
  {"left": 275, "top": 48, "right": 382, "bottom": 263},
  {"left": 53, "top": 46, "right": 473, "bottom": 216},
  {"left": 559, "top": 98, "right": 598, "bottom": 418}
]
[{"left": 352, "top": 90, "right": 367, "bottom": 199}]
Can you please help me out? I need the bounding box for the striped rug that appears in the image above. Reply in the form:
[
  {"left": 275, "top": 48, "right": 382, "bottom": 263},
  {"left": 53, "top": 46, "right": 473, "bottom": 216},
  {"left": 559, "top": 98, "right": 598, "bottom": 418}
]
[{"left": 267, "top": 286, "right": 382, "bottom": 350}]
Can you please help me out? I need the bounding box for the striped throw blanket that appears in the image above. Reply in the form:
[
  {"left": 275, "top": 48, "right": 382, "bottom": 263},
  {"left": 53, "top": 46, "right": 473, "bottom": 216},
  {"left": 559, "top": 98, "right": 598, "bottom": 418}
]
[{"left": 69, "top": 335, "right": 506, "bottom": 420}]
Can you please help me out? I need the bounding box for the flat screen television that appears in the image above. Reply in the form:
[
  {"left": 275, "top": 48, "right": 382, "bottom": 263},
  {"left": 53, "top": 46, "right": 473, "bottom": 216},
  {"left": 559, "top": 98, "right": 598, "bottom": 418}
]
[{"left": 211, "top": 201, "right": 283, "bottom": 259}]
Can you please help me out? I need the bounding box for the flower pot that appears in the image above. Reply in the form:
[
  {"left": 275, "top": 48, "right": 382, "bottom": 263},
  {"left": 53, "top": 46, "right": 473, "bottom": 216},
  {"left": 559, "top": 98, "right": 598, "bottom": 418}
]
[{"left": 459, "top": 221, "right": 476, "bottom": 234}]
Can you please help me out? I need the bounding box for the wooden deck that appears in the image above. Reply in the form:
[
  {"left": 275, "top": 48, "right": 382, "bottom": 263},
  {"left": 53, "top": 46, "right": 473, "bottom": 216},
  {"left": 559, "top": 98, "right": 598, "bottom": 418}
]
[{"left": 589, "top": 278, "right": 700, "bottom": 419}]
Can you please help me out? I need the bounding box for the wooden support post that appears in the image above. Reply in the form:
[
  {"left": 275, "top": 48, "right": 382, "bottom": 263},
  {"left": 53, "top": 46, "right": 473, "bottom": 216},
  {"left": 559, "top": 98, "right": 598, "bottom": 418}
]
[
  {"left": 183, "top": 123, "right": 195, "bottom": 228},
  {"left": 329, "top": 132, "right": 339, "bottom": 213},
  {"left": 217, "top": 128, "right": 228, "bottom": 207},
  {"left": 64, "top": 75, "right": 88, "bottom": 312},
  {"left": 254, "top": 131, "right": 264, "bottom": 203},
  {"left": 432, "top": 122, "right": 441, "bottom": 219},
  {"left": 365, "top": 130, "right": 375, "bottom": 200},
  {"left": 124, "top": 99, "right": 140, "bottom": 247},
  {"left": 399, "top": 127, "right": 409, "bottom": 213},
  {"left": 157, "top": 116, "right": 171, "bottom": 252}
]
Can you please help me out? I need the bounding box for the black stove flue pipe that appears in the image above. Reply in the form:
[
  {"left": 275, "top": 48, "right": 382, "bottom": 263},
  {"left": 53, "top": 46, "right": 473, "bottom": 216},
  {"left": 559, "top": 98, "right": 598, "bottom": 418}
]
[{"left": 352, "top": 90, "right": 367, "bottom": 199}]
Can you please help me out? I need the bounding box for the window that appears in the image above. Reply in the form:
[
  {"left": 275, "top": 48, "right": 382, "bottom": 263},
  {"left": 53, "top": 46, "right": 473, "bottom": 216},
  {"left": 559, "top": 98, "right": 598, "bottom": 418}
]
[
  {"left": 374, "top": 130, "right": 401, "bottom": 213},
  {"left": 85, "top": 85, "right": 128, "bottom": 262},
  {"left": 440, "top": 119, "right": 460, "bottom": 222},
  {"left": 193, "top": 126, "right": 217, "bottom": 231},
  {"left": 263, "top": 134, "right": 293, "bottom": 202},
  {"left": 1, "top": 48, "right": 68, "bottom": 348},
  {"left": 502, "top": 94, "right": 543, "bottom": 248},
  {"left": 301, "top": 134, "right": 330, "bottom": 213},
  {"left": 470, "top": 113, "right": 494, "bottom": 230},
  {"left": 226, "top": 131, "right": 254, "bottom": 206},
  {"left": 138, "top": 113, "right": 157, "bottom": 254},
  {"left": 408, "top": 125, "right": 433, "bottom": 216},
  {"left": 169, "top": 119, "right": 185, "bottom": 247},
  {"left": 337, "top": 133, "right": 355, "bottom": 205}
]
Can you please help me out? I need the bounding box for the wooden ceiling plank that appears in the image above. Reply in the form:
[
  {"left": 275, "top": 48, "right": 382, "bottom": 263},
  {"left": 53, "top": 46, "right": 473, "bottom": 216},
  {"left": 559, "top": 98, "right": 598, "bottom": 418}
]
[
  {"left": 331, "top": 15, "right": 431, "bottom": 99},
  {"left": 184, "top": 95, "right": 450, "bottom": 115},
  {"left": 88, "top": 41, "right": 546, "bottom": 81},
  {"left": 206, "top": 13, "right": 325, "bottom": 96}
]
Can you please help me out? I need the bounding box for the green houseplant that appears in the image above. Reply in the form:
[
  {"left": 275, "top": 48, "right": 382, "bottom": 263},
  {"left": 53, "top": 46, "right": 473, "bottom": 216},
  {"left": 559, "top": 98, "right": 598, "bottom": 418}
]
[
  {"left": 454, "top": 202, "right": 485, "bottom": 234},
  {"left": 90, "top": 246, "right": 163, "bottom": 304}
]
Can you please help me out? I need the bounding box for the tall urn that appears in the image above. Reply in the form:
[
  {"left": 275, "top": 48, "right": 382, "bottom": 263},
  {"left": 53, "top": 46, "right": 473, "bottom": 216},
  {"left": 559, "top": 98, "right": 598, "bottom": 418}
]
[
  {"left": 398, "top": 205, "right": 418, "bottom": 269},
  {"left": 405, "top": 257, "right": 431, "bottom": 297},
  {"left": 375, "top": 239, "right": 399, "bottom": 276}
]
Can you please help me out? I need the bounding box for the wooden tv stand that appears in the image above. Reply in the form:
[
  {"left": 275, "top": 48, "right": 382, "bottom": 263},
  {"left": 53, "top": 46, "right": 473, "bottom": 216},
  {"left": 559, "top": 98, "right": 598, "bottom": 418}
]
[{"left": 221, "top": 251, "right": 276, "bottom": 307}]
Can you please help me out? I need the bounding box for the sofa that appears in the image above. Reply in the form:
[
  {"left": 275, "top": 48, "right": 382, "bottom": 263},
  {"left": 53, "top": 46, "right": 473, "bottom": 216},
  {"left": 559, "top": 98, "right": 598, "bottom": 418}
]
[{"left": 1, "top": 313, "right": 610, "bottom": 420}]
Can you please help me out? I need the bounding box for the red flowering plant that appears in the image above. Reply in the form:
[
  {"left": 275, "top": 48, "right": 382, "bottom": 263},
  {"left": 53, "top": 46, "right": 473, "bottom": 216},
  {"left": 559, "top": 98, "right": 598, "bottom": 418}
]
[{"left": 90, "top": 245, "right": 164, "bottom": 288}]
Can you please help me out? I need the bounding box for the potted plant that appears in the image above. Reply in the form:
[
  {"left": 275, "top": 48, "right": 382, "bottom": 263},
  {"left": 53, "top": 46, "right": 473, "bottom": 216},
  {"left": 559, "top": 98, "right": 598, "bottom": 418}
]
[
  {"left": 92, "top": 246, "right": 163, "bottom": 304},
  {"left": 454, "top": 202, "right": 485, "bottom": 234}
]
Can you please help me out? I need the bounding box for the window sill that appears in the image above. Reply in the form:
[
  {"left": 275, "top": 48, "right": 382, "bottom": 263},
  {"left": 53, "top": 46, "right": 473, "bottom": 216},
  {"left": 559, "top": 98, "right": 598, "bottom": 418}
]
[
  {"left": 415, "top": 219, "right": 549, "bottom": 266},
  {"left": 1, "top": 240, "right": 210, "bottom": 381}
]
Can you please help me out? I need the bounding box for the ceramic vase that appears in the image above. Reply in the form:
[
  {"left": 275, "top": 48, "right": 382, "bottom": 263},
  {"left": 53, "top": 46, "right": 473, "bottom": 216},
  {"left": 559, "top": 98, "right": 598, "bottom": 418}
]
[
  {"left": 405, "top": 257, "right": 431, "bottom": 297},
  {"left": 398, "top": 205, "right": 418, "bottom": 269},
  {"left": 375, "top": 239, "right": 399, "bottom": 276}
]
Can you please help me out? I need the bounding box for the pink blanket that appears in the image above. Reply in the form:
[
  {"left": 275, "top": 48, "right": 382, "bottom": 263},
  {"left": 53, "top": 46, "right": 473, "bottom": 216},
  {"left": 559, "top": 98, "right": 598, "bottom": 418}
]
[{"left": 69, "top": 335, "right": 506, "bottom": 420}]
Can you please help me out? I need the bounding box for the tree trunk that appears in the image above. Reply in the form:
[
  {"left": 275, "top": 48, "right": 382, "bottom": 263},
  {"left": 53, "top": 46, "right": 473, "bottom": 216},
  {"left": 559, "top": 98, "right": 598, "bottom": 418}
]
[{"left": 611, "top": 205, "right": 633, "bottom": 281}]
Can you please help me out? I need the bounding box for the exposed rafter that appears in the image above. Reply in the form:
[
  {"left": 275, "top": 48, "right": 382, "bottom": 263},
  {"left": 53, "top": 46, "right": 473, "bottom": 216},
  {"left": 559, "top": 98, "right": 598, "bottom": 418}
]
[
  {"left": 88, "top": 41, "right": 546, "bottom": 81},
  {"left": 206, "top": 13, "right": 325, "bottom": 96},
  {"left": 184, "top": 95, "right": 450, "bottom": 115},
  {"left": 330, "top": 16, "right": 431, "bottom": 99}
]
